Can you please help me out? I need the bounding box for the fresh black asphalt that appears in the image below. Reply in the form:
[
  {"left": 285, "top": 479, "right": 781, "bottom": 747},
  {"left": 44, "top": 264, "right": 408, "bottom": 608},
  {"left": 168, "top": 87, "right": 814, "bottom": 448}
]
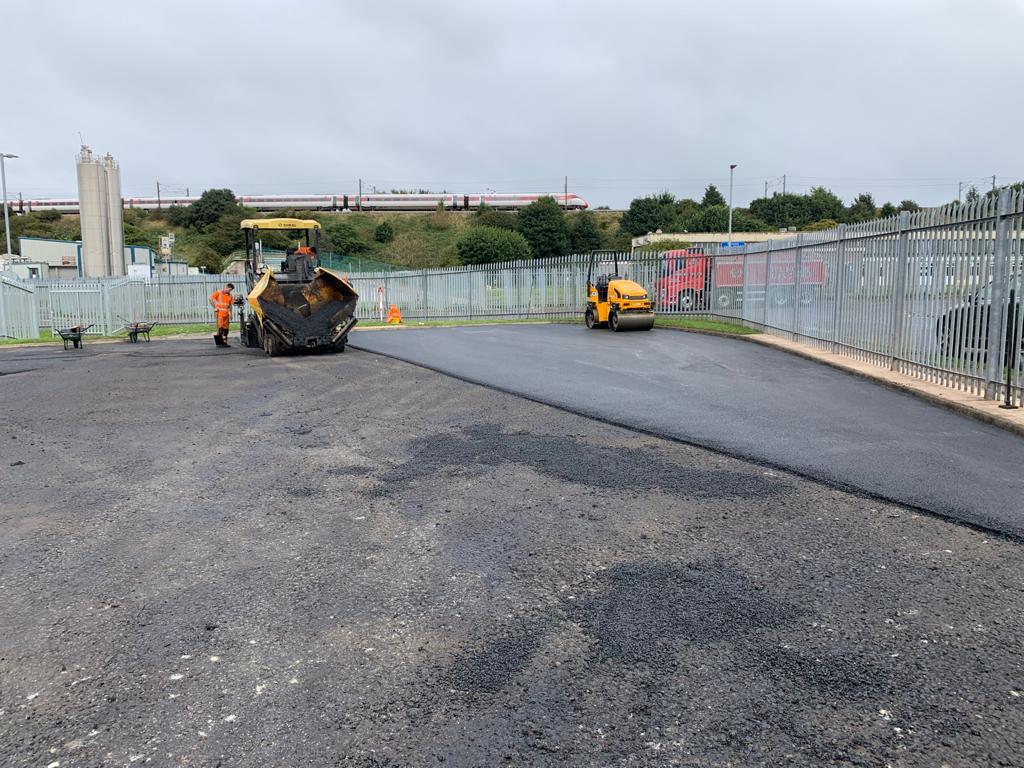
[{"left": 353, "top": 324, "right": 1024, "bottom": 537}]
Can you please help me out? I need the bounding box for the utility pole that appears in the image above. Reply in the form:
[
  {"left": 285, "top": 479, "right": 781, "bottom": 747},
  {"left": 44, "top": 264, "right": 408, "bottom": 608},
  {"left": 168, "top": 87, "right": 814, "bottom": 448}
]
[
  {"left": 156, "top": 181, "right": 161, "bottom": 210},
  {"left": 358, "top": 178, "right": 362, "bottom": 211},
  {"left": 564, "top": 175, "right": 568, "bottom": 210},
  {"left": 992, "top": 175, "right": 997, "bottom": 192},
  {"left": 1, "top": 153, "right": 17, "bottom": 256},
  {"left": 764, "top": 180, "right": 768, "bottom": 199},
  {"left": 782, "top": 174, "right": 786, "bottom": 195},
  {"left": 728, "top": 163, "right": 737, "bottom": 248}
]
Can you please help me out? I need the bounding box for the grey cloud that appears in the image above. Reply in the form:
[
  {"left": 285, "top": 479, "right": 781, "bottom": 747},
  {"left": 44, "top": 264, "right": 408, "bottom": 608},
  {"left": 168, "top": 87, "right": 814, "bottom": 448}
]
[{"left": 4, "top": 0, "right": 1022, "bottom": 207}]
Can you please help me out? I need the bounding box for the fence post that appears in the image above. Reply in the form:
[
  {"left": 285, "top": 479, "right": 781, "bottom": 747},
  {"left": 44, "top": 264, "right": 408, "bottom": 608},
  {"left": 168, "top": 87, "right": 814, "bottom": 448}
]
[
  {"left": 516, "top": 261, "right": 522, "bottom": 318},
  {"left": 830, "top": 225, "right": 847, "bottom": 354},
  {"left": 888, "top": 212, "right": 911, "bottom": 371},
  {"left": 0, "top": 280, "right": 9, "bottom": 339},
  {"left": 740, "top": 246, "right": 750, "bottom": 322},
  {"left": 762, "top": 240, "right": 773, "bottom": 326},
  {"left": 422, "top": 269, "right": 429, "bottom": 321},
  {"left": 102, "top": 281, "right": 112, "bottom": 335},
  {"left": 985, "top": 188, "right": 1013, "bottom": 399},
  {"left": 468, "top": 267, "right": 474, "bottom": 319},
  {"left": 791, "top": 234, "right": 804, "bottom": 340}
]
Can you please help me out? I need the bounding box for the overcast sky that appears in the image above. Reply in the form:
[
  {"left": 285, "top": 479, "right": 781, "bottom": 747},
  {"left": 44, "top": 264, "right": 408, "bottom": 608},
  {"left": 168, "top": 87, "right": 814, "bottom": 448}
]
[{"left": 4, "top": 0, "right": 1022, "bottom": 209}]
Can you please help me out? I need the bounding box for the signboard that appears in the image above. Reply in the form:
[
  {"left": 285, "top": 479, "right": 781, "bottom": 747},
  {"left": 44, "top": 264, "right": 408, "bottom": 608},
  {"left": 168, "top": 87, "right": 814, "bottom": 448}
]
[{"left": 128, "top": 264, "right": 152, "bottom": 280}]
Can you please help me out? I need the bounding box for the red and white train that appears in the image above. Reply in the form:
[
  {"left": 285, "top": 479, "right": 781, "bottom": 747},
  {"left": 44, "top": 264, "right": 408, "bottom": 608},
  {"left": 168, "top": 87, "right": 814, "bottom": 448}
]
[{"left": 8, "top": 192, "right": 589, "bottom": 214}]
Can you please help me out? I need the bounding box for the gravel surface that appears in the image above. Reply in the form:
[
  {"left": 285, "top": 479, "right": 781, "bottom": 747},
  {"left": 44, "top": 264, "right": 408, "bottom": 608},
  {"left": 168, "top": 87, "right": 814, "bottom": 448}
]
[
  {"left": 352, "top": 324, "right": 1024, "bottom": 537},
  {"left": 1, "top": 340, "right": 1022, "bottom": 767}
]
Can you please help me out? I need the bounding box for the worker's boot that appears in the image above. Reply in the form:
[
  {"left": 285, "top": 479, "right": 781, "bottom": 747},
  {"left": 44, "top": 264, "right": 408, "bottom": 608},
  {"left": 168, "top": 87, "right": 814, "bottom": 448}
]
[
  {"left": 213, "top": 333, "right": 225, "bottom": 347},
  {"left": 220, "top": 331, "right": 231, "bottom": 348}
]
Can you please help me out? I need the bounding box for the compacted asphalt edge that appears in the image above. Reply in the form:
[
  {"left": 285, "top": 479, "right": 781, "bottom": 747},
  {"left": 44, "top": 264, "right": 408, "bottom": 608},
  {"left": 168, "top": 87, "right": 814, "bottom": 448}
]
[{"left": 350, "top": 334, "right": 1024, "bottom": 543}]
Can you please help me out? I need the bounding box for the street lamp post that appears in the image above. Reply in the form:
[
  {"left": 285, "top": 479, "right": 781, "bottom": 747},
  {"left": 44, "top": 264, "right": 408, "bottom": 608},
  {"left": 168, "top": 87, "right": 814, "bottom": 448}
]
[
  {"left": 727, "top": 163, "right": 737, "bottom": 248},
  {"left": 1, "top": 153, "right": 17, "bottom": 257}
]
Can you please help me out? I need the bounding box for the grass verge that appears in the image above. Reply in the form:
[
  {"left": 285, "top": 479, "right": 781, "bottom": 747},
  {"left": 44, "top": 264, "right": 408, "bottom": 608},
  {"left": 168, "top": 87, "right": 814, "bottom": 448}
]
[
  {"left": 2, "top": 315, "right": 757, "bottom": 346},
  {"left": 654, "top": 315, "right": 760, "bottom": 335}
]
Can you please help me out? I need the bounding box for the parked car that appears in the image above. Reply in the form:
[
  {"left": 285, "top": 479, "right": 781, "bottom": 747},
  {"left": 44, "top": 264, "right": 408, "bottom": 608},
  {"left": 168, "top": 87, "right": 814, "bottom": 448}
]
[{"left": 936, "top": 278, "right": 1021, "bottom": 358}]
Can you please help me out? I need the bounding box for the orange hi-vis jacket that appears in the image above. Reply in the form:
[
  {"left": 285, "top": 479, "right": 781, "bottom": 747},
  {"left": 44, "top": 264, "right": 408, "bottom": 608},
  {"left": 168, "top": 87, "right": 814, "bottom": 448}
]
[{"left": 210, "top": 289, "right": 233, "bottom": 317}]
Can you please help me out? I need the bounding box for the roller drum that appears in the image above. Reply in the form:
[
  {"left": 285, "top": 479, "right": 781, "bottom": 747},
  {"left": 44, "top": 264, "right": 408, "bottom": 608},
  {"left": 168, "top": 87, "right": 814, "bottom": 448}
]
[{"left": 612, "top": 312, "right": 655, "bottom": 332}]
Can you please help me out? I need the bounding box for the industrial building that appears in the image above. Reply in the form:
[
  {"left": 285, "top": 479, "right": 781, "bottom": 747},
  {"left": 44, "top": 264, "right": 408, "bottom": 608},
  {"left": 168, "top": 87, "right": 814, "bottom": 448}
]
[{"left": 6, "top": 237, "right": 188, "bottom": 279}]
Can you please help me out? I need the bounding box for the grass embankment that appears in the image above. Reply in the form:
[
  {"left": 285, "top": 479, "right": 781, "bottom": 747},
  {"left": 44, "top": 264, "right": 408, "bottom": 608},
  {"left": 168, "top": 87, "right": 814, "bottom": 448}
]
[
  {"left": 7, "top": 209, "right": 627, "bottom": 271},
  {"left": 312, "top": 208, "right": 625, "bottom": 269}
]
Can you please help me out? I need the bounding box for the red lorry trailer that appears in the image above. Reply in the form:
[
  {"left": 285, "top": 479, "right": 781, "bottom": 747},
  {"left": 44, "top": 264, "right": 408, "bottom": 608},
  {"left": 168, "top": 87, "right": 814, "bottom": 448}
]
[{"left": 654, "top": 248, "right": 825, "bottom": 311}]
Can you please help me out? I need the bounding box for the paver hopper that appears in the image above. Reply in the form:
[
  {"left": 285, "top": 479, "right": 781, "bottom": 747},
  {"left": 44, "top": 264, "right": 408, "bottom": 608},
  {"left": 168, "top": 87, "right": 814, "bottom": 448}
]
[{"left": 238, "top": 218, "right": 359, "bottom": 355}]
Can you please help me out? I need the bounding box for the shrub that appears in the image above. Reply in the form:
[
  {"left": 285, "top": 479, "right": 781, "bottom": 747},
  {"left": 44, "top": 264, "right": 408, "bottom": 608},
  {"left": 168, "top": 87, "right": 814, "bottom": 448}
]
[
  {"left": 475, "top": 204, "right": 517, "bottom": 231},
  {"left": 456, "top": 226, "right": 532, "bottom": 265},
  {"left": 634, "top": 238, "right": 691, "bottom": 253},
  {"left": 374, "top": 220, "right": 395, "bottom": 243}
]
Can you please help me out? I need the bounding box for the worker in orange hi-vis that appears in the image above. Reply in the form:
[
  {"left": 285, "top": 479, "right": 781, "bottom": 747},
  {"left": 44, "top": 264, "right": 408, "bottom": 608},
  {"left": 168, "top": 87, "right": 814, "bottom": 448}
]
[
  {"left": 209, "top": 283, "right": 235, "bottom": 347},
  {"left": 386, "top": 304, "right": 403, "bottom": 324}
]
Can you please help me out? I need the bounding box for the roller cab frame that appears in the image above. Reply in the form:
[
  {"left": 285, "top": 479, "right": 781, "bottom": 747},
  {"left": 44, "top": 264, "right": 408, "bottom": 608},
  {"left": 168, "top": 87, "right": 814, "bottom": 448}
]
[
  {"left": 584, "top": 252, "right": 655, "bottom": 332},
  {"left": 238, "top": 218, "right": 359, "bottom": 356}
]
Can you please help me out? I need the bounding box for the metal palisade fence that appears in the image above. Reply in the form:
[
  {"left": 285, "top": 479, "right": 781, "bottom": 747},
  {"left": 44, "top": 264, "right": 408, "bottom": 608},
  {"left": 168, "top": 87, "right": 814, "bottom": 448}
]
[
  {"left": 0, "top": 275, "right": 40, "bottom": 340},
  {"left": 0, "top": 188, "right": 1021, "bottom": 405},
  {"left": 33, "top": 274, "right": 243, "bottom": 336},
  {"left": 340, "top": 188, "right": 1024, "bottom": 406}
]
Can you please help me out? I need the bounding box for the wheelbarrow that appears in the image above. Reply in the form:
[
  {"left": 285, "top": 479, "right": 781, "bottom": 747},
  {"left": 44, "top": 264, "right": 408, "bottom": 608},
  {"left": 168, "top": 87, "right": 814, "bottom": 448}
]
[
  {"left": 54, "top": 324, "right": 94, "bottom": 350},
  {"left": 124, "top": 321, "right": 157, "bottom": 343}
]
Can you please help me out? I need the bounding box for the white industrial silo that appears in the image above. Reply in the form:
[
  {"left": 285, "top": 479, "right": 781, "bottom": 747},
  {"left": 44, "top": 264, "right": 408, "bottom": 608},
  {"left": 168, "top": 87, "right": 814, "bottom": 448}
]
[
  {"left": 76, "top": 145, "right": 111, "bottom": 277},
  {"left": 103, "top": 153, "right": 125, "bottom": 276}
]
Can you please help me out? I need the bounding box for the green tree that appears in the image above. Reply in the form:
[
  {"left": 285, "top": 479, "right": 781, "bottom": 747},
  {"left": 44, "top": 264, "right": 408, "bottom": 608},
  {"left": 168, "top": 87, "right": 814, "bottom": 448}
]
[
  {"left": 166, "top": 205, "right": 191, "bottom": 227},
  {"left": 374, "top": 220, "right": 395, "bottom": 243},
  {"left": 879, "top": 202, "right": 898, "bottom": 218},
  {"left": 685, "top": 205, "right": 769, "bottom": 233},
  {"left": 845, "top": 193, "right": 877, "bottom": 222},
  {"left": 700, "top": 184, "right": 726, "bottom": 208},
  {"left": 456, "top": 226, "right": 533, "bottom": 264},
  {"left": 569, "top": 210, "right": 603, "bottom": 253},
  {"left": 674, "top": 198, "right": 700, "bottom": 228},
  {"left": 516, "top": 196, "right": 569, "bottom": 258},
  {"left": 748, "top": 193, "right": 810, "bottom": 229},
  {"left": 897, "top": 200, "right": 921, "bottom": 212},
  {"left": 618, "top": 192, "right": 677, "bottom": 236},
  {"left": 805, "top": 187, "right": 845, "bottom": 222},
  {"left": 187, "top": 188, "right": 238, "bottom": 230}
]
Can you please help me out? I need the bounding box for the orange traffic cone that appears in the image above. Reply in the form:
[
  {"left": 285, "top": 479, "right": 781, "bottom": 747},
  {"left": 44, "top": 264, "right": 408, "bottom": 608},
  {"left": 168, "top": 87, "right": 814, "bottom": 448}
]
[{"left": 386, "top": 304, "right": 403, "bottom": 324}]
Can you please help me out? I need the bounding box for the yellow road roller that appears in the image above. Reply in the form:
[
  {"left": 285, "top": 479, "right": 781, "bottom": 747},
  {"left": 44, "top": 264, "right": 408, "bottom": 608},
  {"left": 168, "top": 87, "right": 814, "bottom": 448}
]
[
  {"left": 238, "top": 218, "right": 359, "bottom": 356},
  {"left": 584, "top": 252, "right": 655, "bottom": 332}
]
